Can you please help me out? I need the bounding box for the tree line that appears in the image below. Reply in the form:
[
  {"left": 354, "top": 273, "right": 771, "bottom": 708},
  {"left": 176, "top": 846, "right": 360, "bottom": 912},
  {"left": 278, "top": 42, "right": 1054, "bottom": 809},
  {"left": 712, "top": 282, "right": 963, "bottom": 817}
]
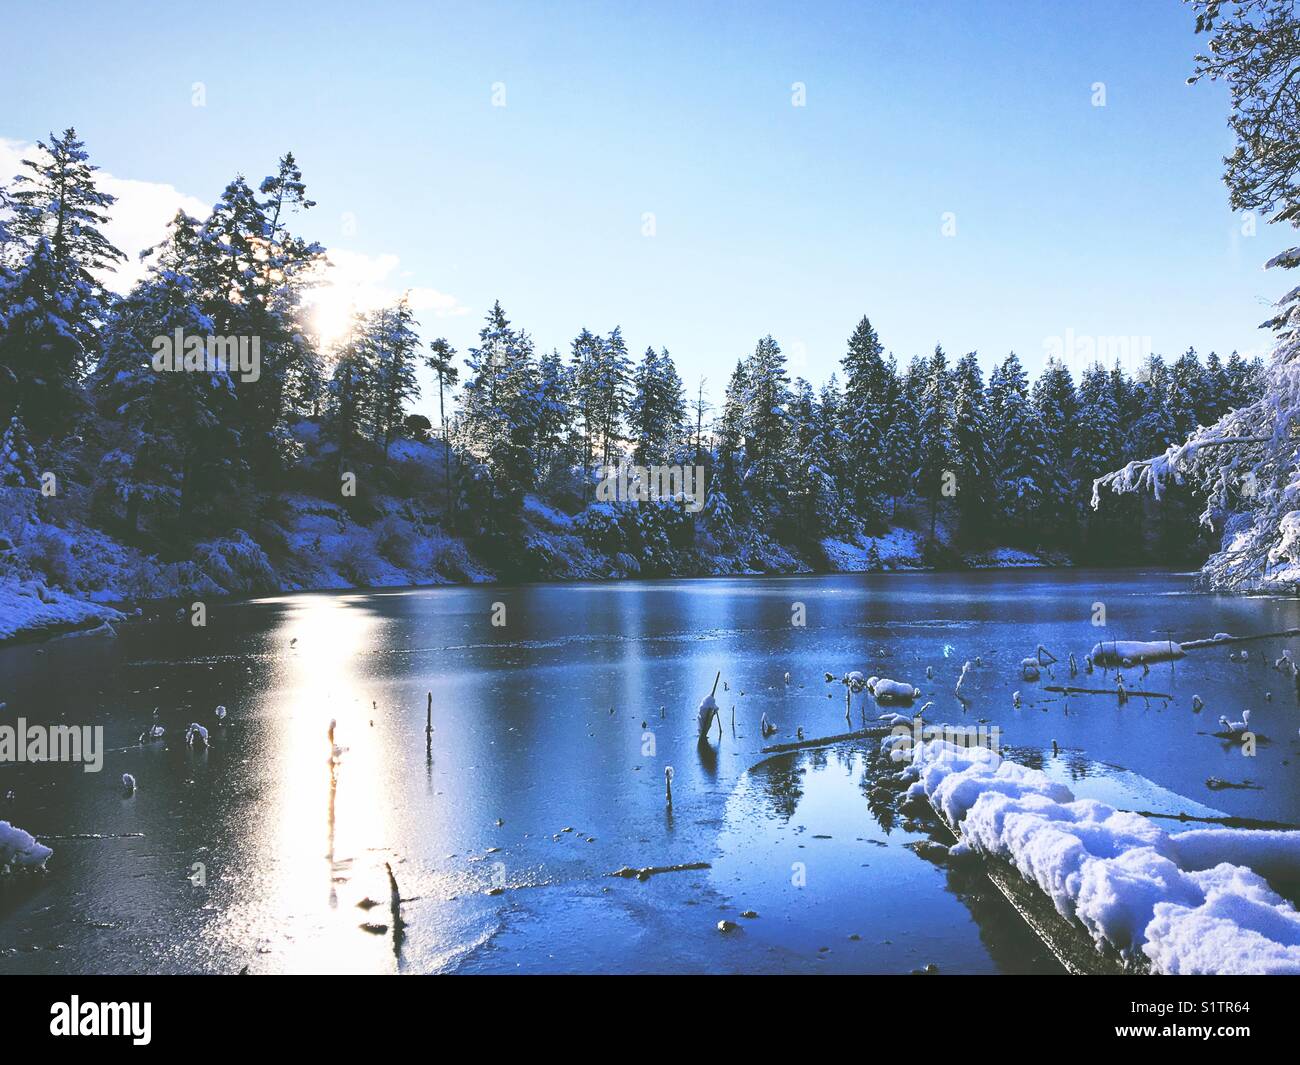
[{"left": 0, "top": 129, "right": 1263, "bottom": 575}]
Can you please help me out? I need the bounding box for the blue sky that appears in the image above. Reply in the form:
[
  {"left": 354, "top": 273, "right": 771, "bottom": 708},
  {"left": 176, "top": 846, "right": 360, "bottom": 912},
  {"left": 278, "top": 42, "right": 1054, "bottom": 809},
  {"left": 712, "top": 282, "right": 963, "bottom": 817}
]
[{"left": 2, "top": 0, "right": 1290, "bottom": 414}]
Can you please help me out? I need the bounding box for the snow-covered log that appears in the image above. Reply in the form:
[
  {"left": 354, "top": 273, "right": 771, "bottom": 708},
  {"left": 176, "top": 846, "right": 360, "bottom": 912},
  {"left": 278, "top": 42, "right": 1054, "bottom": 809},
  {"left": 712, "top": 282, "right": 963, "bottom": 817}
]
[
  {"left": 888, "top": 737, "right": 1300, "bottom": 974},
  {"left": 1089, "top": 640, "right": 1184, "bottom": 666}
]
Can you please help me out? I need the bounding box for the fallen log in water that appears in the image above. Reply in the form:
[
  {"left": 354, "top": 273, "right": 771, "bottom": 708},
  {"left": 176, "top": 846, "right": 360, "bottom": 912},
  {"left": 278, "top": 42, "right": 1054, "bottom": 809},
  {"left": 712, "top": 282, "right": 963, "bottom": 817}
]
[
  {"left": 925, "top": 799, "right": 1141, "bottom": 975},
  {"left": 1044, "top": 685, "right": 1172, "bottom": 699},
  {"left": 760, "top": 725, "right": 891, "bottom": 754}
]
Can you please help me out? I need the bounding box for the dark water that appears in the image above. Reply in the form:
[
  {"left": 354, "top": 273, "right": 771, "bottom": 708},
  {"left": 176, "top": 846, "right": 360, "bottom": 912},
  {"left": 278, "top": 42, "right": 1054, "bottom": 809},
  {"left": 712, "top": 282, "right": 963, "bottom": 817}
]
[{"left": 2, "top": 569, "right": 1298, "bottom": 974}]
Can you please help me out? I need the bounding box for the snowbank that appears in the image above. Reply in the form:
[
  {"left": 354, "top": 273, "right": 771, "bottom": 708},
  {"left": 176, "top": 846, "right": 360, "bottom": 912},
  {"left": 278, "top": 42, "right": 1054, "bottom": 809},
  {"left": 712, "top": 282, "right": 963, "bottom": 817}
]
[
  {"left": 0, "top": 820, "right": 53, "bottom": 873},
  {"left": 889, "top": 736, "right": 1300, "bottom": 974},
  {"left": 0, "top": 579, "right": 126, "bottom": 644}
]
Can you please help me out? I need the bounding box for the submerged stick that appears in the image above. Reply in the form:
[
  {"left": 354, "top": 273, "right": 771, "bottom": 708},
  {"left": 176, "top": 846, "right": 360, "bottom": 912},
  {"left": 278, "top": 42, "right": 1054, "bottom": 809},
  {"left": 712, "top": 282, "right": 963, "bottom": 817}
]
[
  {"left": 1123, "top": 809, "right": 1300, "bottom": 831},
  {"left": 1044, "top": 685, "right": 1172, "bottom": 699}
]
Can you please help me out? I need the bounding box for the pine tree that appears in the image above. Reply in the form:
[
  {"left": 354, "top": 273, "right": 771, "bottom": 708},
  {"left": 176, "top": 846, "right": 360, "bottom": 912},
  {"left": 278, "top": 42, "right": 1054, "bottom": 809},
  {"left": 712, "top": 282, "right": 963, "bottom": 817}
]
[
  {"left": 629, "top": 345, "right": 685, "bottom": 465},
  {"left": 840, "top": 315, "right": 892, "bottom": 510},
  {"left": 714, "top": 358, "right": 749, "bottom": 509},
  {"left": 425, "top": 337, "right": 460, "bottom": 515},
  {"left": 1201, "top": 349, "right": 1229, "bottom": 424},
  {"left": 987, "top": 352, "right": 1051, "bottom": 539},
  {"left": 8, "top": 128, "right": 123, "bottom": 361},
  {"left": 94, "top": 210, "right": 243, "bottom": 525},
  {"left": 1168, "top": 347, "right": 1207, "bottom": 438},
  {"left": 368, "top": 296, "right": 422, "bottom": 455},
  {"left": 595, "top": 326, "right": 632, "bottom": 467},
  {"left": 881, "top": 356, "right": 917, "bottom": 516},
  {"left": 1130, "top": 354, "right": 1176, "bottom": 458},
  {"left": 0, "top": 239, "right": 87, "bottom": 435},
  {"left": 328, "top": 310, "right": 376, "bottom": 463},
  {"left": 1031, "top": 356, "right": 1079, "bottom": 534},
  {"left": 742, "top": 334, "right": 791, "bottom": 514},
  {"left": 457, "top": 301, "right": 539, "bottom": 535},
  {"left": 1074, "top": 362, "right": 1122, "bottom": 488},
  {"left": 913, "top": 345, "right": 953, "bottom": 540},
  {"left": 199, "top": 158, "right": 324, "bottom": 467},
  {"left": 789, "top": 378, "right": 837, "bottom": 536},
  {"left": 568, "top": 327, "right": 605, "bottom": 493},
  {"left": 949, "top": 352, "right": 994, "bottom": 542},
  {"left": 534, "top": 346, "right": 573, "bottom": 481}
]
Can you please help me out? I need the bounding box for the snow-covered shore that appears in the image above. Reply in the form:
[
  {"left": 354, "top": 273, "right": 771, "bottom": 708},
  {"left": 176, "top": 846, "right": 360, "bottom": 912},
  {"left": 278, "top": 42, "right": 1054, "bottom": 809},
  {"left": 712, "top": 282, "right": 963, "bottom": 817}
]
[
  {"left": 0, "top": 579, "right": 125, "bottom": 645},
  {"left": 0, "top": 466, "right": 1061, "bottom": 645}
]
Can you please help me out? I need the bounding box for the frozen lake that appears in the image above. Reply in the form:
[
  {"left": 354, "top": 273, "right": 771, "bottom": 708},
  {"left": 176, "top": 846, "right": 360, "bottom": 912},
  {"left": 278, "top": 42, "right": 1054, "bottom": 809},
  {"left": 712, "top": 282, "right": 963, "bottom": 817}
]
[{"left": 2, "top": 568, "right": 1298, "bottom": 974}]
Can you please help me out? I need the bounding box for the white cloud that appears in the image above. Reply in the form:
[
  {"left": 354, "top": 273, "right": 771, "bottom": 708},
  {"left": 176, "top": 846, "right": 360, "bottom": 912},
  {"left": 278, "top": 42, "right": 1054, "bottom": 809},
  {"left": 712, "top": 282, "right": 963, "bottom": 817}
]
[
  {"left": 303, "top": 247, "right": 470, "bottom": 347},
  {"left": 0, "top": 137, "right": 209, "bottom": 291},
  {"left": 0, "top": 136, "right": 469, "bottom": 334}
]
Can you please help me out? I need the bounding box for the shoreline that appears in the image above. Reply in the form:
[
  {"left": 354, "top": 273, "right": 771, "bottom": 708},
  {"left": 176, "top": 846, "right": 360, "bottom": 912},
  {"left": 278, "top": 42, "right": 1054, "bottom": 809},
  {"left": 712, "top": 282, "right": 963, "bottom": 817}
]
[{"left": 1, "top": 556, "right": 1207, "bottom": 650}]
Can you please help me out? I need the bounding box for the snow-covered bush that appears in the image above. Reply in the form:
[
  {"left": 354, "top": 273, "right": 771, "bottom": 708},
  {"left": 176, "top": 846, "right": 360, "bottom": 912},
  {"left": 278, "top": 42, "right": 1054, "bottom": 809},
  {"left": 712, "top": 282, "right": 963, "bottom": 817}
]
[
  {"left": 0, "top": 820, "right": 53, "bottom": 874},
  {"left": 180, "top": 530, "right": 278, "bottom": 596}
]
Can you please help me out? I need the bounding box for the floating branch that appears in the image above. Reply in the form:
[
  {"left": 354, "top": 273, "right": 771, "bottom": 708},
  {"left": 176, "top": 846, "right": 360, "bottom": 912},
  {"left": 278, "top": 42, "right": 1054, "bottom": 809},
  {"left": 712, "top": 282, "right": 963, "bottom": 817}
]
[
  {"left": 608, "top": 861, "right": 711, "bottom": 880},
  {"left": 760, "top": 725, "right": 890, "bottom": 754},
  {"left": 1180, "top": 628, "right": 1300, "bottom": 650}
]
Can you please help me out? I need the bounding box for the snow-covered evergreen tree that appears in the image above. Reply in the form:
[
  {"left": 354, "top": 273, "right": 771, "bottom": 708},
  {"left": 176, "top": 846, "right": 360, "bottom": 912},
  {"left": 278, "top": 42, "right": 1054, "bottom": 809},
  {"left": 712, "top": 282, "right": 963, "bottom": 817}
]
[
  {"left": 0, "top": 238, "right": 86, "bottom": 436},
  {"left": 7, "top": 128, "right": 123, "bottom": 362},
  {"left": 368, "top": 296, "right": 422, "bottom": 455},
  {"left": 949, "top": 351, "right": 994, "bottom": 541},
  {"left": 0, "top": 413, "right": 39, "bottom": 488},
  {"left": 1168, "top": 347, "right": 1207, "bottom": 439},
  {"left": 741, "top": 334, "right": 791, "bottom": 516},
  {"left": 1031, "top": 356, "right": 1079, "bottom": 533},
  {"left": 628, "top": 345, "right": 685, "bottom": 465},
  {"left": 987, "top": 352, "right": 1051, "bottom": 538},
  {"left": 533, "top": 346, "right": 573, "bottom": 482},
  {"left": 839, "top": 315, "right": 892, "bottom": 511},
  {"left": 457, "top": 301, "right": 540, "bottom": 535},
  {"left": 425, "top": 336, "right": 460, "bottom": 513},
  {"left": 1096, "top": 0, "right": 1300, "bottom": 587},
  {"left": 912, "top": 345, "right": 953, "bottom": 540},
  {"left": 713, "top": 358, "right": 749, "bottom": 516},
  {"left": 94, "top": 209, "right": 243, "bottom": 524}
]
